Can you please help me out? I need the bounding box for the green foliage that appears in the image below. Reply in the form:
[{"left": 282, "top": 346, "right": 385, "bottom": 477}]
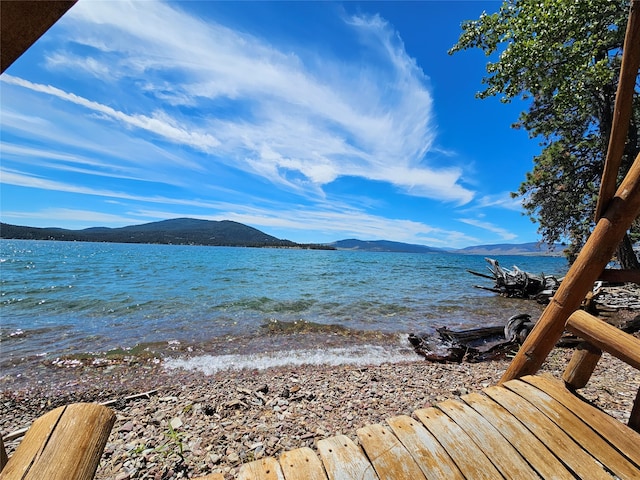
[
  {"left": 450, "top": 0, "right": 639, "bottom": 261},
  {"left": 157, "top": 422, "right": 185, "bottom": 462}
]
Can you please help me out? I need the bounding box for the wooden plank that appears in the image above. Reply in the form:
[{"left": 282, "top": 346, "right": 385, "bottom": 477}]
[
  {"left": 436, "top": 398, "right": 539, "bottom": 480},
  {"left": 566, "top": 310, "right": 640, "bottom": 369},
  {"left": 195, "top": 474, "right": 226, "bottom": 480},
  {"left": 356, "top": 424, "right": 426, "bottom": 480},
  {"left": 483, "top": 384, "right": 614, "bottom": 480},
  {"left": 521, "top": 375, "right": 640, "bottom": 468},
  {"left": 238, "top": 457, "right": 285, "bottom": 480},
  {"left": 386, "top": 415, "right": 464, "bottom": 480},
  {"left": 461, "top": 392, "right": 575, "bottom": 479},
  {"left": 1, "top": 403, "right": 115, "bottom": 480},
  {"left": 501, "top": 151, "right": 640, "bottom": 382},
  {"left": 316, "top": 435, "right": 378, "bottom": 480},
  {"left": 562, "top": 341, "right": 602, "bottom": 390},
  {"left": 506, "top": 377, "right": 640, "bottom": 478},
  {"left": 279, "top": 447, "right": 327, "bottom": 480},
  {"left": 413, "top": 407, "right": 501, "bottom": 480}
]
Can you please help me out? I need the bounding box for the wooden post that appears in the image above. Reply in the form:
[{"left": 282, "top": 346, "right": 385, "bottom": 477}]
[
  {"left": 562, "top": 342, "right": 602, "bottom": 390},
  {"left": 1, "top": 1, "right": 78, "bottom": 73},
  {"left": 0, "top": 438, "right": 7, "bottom": 472},
  {"left": 595, "top": 0, "right": 640, "bottom": 221},
  {"left": 630, "top": 387, "right": 640, "bottom": 433},
  {"left": 501, "top": 153, "right": 640, "bottom": 382},
  {"left": 0, "top": 403, "right": 115, "bottom": 480}
]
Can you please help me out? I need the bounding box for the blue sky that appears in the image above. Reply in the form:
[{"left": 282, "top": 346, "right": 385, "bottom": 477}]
[{"left": 1, "top": 1, "right": 544, "bottom": 248}]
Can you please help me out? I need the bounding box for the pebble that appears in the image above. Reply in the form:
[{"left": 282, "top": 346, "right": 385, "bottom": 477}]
[
  {"left": 2, "top": 347, "right": 639, "bottom": 480},
  {"left": 119, "top": 421, "right": 135, "bottom": 433}
]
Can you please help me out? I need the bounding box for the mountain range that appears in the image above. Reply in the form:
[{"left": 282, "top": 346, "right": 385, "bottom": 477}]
[
  {"left": 0, "top": 218, "right": 320, "bottom": 248},
  {"left": 329, "top": 239, "right": 446, "bottom": 254},
  {"left": 0, "top": 218, "right": 564, "bottom": 255}
]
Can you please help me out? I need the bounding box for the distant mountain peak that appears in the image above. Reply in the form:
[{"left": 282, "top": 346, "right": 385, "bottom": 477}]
[
  {"left": 329, "top": 239, "right": 446, "bottom": 254},
  {"left": 327, "top": 239, "right": 564, "bottom": 256},
  {"left": 454, "top": 242, "right": 564, "bottom": 256}
]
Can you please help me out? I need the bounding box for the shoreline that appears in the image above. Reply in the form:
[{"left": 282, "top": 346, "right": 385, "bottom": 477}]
[{"left": 2, "top": 349, "right": 639, "bottom": 480}]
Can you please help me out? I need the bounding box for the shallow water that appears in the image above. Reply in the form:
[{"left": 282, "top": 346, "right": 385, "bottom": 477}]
[{"left": 0, "top": 240, "right": 567, "bottom": 378}]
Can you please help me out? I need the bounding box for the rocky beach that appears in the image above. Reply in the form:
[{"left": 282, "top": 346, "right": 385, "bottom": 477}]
[{"left": 2, "top": 345, "right": 639, "bottom": 480}]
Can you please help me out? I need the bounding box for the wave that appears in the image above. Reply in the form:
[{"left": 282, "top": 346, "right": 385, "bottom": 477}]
[{"left": 164, "top": 343, "right": 420, "bottom": 375}]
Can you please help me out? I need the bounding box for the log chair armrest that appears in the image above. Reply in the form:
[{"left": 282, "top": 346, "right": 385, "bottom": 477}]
[
  {"left": 566, "top": 310, "right": 640, "bottom": 370},
  {"left": 0, "top": 403, "right": 115, "bottom": 480},
  {"left": 566, "top": 310, "right": 640, "bottom": 433}
]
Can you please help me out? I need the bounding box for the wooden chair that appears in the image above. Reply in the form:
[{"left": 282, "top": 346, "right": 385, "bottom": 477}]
[{"left": 1, "top": 1, "right": 639, "bottom": 479}]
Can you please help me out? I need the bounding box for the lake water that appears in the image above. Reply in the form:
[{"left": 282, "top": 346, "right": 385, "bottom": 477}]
[{"left": 0, "top": 240, "right": 568, "bottom": 379}]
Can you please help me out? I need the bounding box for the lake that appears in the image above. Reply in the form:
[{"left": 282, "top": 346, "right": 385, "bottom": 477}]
[{"left": 0, "top": 240, "right": 567, "bottom": 379}]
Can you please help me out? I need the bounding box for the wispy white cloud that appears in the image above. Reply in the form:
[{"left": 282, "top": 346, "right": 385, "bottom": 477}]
[
  {"left": 1, "top": 143, "right": 155, "bottom": 182},
  {"left": 475, "top": 192, "right": 523, "bottom": 211},
  {"left": 1, "top": 163, "right": 476, "bottom": 246},
  {"left": 458, "top": 218, "right": 518, "bottom": 241},
  {"left": 1, "top": 208, "right": 145, "bottom": 227},
  {"left": 45, "top": 51, "right": 115, "bottom": 80},
  {"left": 1, "top": 168, "right": 237, "bottom": 209},
  {"left": 10, "top": 0, "right": 474, "bottom": 204},
  {"left": 2, "top": 75, "right": 222, "bottom": 152}
]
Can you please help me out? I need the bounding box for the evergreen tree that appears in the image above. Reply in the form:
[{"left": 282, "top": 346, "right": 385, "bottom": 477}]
[{"left": 450, "top": 0, "right": 640, "bottom": 266}]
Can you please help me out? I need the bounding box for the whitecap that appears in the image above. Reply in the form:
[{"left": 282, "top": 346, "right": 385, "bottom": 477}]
[{"left": 164, "top": 343, "right": 420, "bottom": 375}]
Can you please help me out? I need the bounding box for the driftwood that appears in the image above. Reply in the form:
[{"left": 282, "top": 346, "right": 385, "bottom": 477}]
[
  {"left": 408, "top": 314, "right": 536, "bottom": 363},
  {"left": 408, "top": 313, "right": 584, "bottom": 363},
  {"left": 468, "top": 258, "right": 561, "bottom": 300},
  {"left": 410, "top": 302, "right": 640, "bottom": 363}
]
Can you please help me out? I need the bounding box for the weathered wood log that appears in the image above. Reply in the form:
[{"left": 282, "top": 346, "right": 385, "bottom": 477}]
[
  {"left": 1, "top": 403, "right": 115, "bottom": 480},
  {"left": 598, "top": 269, "right": 640, "bottom": 284},
  {"left": 565, "top": 310, "right": 640, "bottom": 370},
  {"left": 466, "top": 269, "right": 495, "bottom": 281},
  {"left": 562, "top": 342, "right": 602, "bottom": 390},
  {"left": 408, "top": 313, "right": 584, "bottom": 363},
  {"left": 0, "top": 439, "right": 7, "bottom": 472},
  {"left": 468, "top": 258, "right": 561, "bottom": 300},
  {"left": 594, "top": 0, "right": 640, "bottom": 221},
  {"left": 630, "top": 388, "right": 640, "bottom": 433},
  {"left": 409, "top": 319, "right": 525, "bottom": 363},
  {"left": 436, "top": 326, "right": 505, "bottom": 345}
]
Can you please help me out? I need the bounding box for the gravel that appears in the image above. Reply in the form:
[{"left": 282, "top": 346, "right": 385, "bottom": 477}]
[{"left": 2, "top": 348, "right": 639, "bottom": 480}]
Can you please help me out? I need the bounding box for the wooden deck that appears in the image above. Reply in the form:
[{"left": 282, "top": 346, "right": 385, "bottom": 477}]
[{"left": 211, "top": 374, "right": 640, "bottom": 480}]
